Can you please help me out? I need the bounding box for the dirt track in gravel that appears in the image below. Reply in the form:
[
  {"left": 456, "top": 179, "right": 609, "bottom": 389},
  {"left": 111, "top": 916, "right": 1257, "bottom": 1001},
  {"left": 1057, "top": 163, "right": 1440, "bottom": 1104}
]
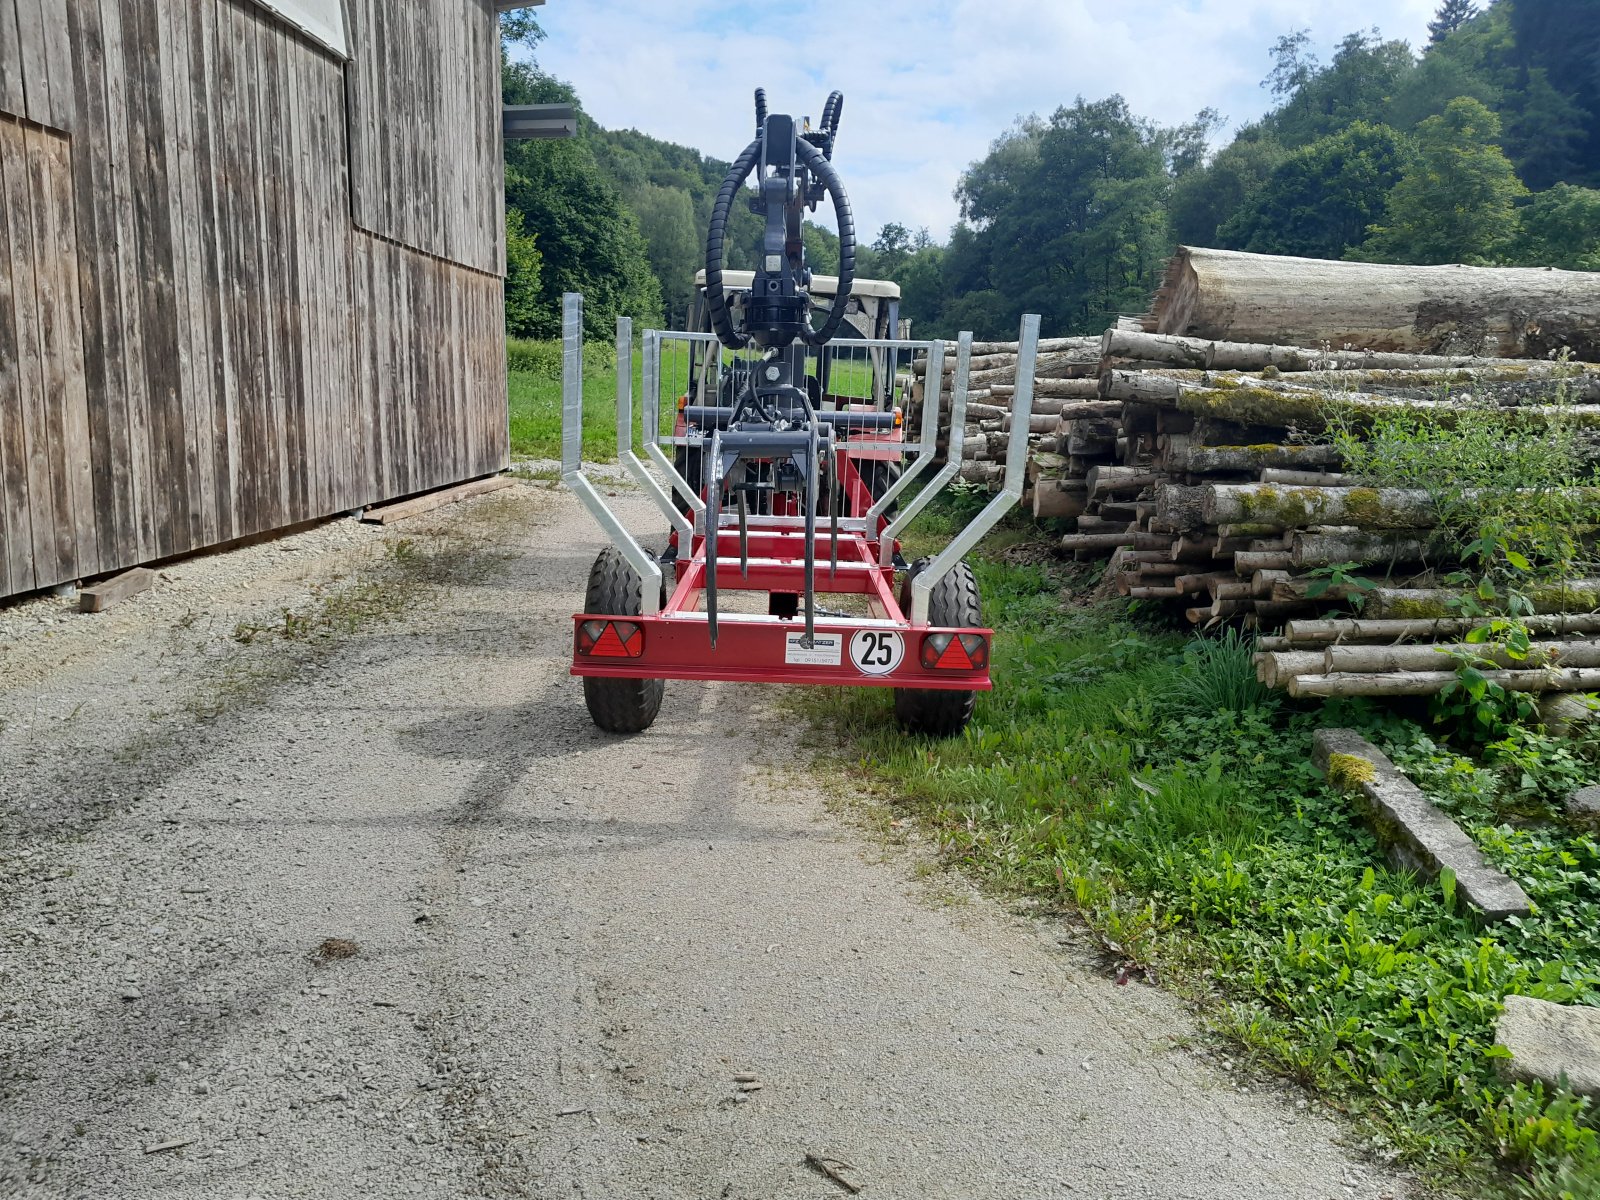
[{"left": 0, "top": 482, "right": 1413, "bottom": 1199}]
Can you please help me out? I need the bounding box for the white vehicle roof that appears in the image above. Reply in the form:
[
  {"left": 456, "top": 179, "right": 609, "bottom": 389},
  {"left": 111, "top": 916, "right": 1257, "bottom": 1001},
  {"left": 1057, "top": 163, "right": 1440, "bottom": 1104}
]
[{"left": 693, "top": 269, "right": 900, "bottom": 300}]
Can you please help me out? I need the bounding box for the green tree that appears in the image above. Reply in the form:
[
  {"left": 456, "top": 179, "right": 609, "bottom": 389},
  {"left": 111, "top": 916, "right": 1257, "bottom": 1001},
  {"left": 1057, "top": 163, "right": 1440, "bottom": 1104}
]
[
  {"left": 1168, "top": 126, "right": 1286, "bottom": 247},
  {"left": 1264, "top": 31, "right": 1415, "bottom": 148},
  {"left": 1511, "top": 183, "right": 1600, "bottom": 269},
  {"left": 1218, "top": 122, "right": 1410, "bottom": 258},
  {"left": 1361, "top": 96, "right": 1527, "bottom": 263},
  {"left": 956, "top": 97, "right": 1173, "bottom": 335},
  {"left": 502, "top": 61, "right": 661, "bottom": 335},
  {"left": 1428, "top": 0, "right": 1478, "bottom": 45},
  {"left": 628, "top": 183, "right": 701, "bottom": 325},
  {"left": 504, "top": 209, "right": 543, "bottom": 337}
]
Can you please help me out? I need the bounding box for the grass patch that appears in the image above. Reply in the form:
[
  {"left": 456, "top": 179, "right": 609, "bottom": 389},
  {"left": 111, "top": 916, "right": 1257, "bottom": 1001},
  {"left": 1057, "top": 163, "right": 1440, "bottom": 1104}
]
[
  {"left": 799, "top": 496, "right": 1600, "bottom": 1198},
  {"left": 508, "top": 341, "right": 648, "bottom": 463}
]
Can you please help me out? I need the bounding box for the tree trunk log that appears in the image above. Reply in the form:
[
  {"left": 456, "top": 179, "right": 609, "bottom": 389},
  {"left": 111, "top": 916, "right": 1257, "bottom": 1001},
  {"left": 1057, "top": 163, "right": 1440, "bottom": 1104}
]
[
  {"left": 1087, "top": 466, "right": 1161, "bottom": 499},
  {"left": 1286, "top": 667, "right": 1600, "bottom": 699},
  {"left": 1147, "top": 246, "right": 1600, "bottom": 361},
  {"left": 1060, "top": 531, "right": 1161, "bottom": 551},
  {"left": 1235, "top": 550, "right": 1293, "bottom": 573},
  {"left": 1258, "top": 650, "right": 1329, "bottom": 688},
  {"left": 1099, "top": 329, "right": 1214, "bottom": 369},
  {"left": 1283, "top": 613, "right": 1600, "bottom": 645},
  {"left": 1202, "top": 484, "right": 1441, "bottom": 529},
  {"left": 1174, "top": 443, "right": 1342, "bottom": 474},
  {"left": 1032, "top": 482, "right": 1087, "bottom": 521},
  {"left": 1259, "top": 469, "right": 1351, "bottom": 487},
  {"left": 1205, "top": 340, "right": 1557, "bottom": 373},
  {"left": 1325, "top": 640, "right": 1600, "bottom": 674},
  {"left": 1290, "top": 529, "right": 1453, "bottom": 569},
  {"left": 1367, "top": 581, "right": 1600, "bottom": 618}
]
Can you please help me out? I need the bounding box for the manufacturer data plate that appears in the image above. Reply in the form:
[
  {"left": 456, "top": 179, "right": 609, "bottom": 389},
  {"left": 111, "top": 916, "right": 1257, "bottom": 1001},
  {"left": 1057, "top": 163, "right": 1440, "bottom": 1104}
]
[{"left": 784, "top": 631, "right": 844, "bottom": 666}]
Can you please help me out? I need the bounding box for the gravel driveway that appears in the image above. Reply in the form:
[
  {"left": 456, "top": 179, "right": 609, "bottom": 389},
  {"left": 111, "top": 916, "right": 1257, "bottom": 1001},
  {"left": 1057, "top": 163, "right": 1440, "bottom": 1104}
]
[{"left": 0, "top": 482, "right": 1410, "bottom": 1199}]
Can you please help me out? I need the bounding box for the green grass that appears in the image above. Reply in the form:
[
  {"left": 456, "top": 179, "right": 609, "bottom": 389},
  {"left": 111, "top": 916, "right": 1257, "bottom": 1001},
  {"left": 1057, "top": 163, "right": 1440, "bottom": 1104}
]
[
  {"left": 508, "top": 342, "right": 648, "bottom": 463},
  {"left": 798, "top": 495, "right": 1600, "bottom": 1199},
  {"left": 505, "top": 338, "right": 904, "bottom": 462}
]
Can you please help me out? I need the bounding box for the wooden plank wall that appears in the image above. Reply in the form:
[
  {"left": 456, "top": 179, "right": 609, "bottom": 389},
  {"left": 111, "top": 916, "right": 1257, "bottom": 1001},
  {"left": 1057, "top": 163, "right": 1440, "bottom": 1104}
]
[
  {"left": 0, "top": 0, "right": 509, "bottom": 600},
  {"left": 344, "top": 0, "right": 504, "bottom": 277}
]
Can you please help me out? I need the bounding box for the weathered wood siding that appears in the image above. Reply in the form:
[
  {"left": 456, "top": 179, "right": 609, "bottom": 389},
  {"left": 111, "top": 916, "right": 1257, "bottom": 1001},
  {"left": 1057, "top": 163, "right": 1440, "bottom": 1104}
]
[
  {"left": 0, "top": 0, "right": 508, "bottom": 600},
  {"left": 345, "top": 0, "right": 504, "bottom": 276}
]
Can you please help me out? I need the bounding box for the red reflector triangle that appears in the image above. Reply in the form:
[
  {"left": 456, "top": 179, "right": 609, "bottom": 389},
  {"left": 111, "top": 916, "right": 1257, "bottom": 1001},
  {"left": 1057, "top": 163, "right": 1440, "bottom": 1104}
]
[
  {"left": 592, "top": 623, "right": 630, "bottom": 658},
  {"left": 936, "top": 637, "right": 973, "bottom": 670}
]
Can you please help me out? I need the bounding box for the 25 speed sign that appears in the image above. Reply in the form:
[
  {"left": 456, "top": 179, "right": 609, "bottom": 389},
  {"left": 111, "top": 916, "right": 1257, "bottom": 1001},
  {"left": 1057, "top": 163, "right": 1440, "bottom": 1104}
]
[{"left": 849, "top": 629, "right": 905, "bottom": 676}]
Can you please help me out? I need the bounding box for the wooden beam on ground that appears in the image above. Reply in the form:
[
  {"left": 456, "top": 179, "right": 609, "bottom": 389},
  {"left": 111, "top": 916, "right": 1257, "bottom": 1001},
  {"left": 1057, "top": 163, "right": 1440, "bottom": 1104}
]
[
  {"left": 361, "top": 476, "right": 514, "bottom": 526},
  {"left": 79, "top": 567, "right": 154, "bottom": 613}
]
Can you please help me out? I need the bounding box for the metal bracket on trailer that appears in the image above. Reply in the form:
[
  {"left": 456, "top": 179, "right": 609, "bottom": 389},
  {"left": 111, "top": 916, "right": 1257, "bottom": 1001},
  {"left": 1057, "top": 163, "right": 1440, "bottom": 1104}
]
[
  {"left": 908, "top": 315, "right": 1039, "bottom": 624},
  {"left": 614, "top": 318, "right": 695, "bottom": 553},
  {"left": 642, "top": 329, "right": 710, "bottom": 515},
  {"left": 560, "top": 294, "right": 664, "bottom": 615},
  {"left": 878, "top": 331, "right": 973, "bottom": 567}
]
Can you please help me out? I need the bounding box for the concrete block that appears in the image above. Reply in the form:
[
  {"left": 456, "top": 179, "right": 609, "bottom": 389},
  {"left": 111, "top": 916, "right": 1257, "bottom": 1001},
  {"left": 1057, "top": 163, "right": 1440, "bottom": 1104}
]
[
  {"left": 1568, "top": 785, "right": 1600, "bottom": 818},
  {"left": 1496, "top": 995, "right": 1600, "bottom": 1098},
  {"left": 1312, "top": 728, "right": 1532, "bottom": 921}
]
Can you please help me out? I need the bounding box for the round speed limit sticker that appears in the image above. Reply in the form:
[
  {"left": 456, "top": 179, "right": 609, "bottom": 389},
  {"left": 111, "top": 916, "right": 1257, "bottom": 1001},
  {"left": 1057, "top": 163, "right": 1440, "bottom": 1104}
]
[{"left": 849, "top": 629, "right": 905, "bottom": 676}]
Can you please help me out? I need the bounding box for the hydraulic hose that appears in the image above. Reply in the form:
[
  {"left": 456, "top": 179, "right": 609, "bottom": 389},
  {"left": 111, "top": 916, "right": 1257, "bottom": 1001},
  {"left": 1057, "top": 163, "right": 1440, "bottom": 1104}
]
[
  {"left": 795, "top": 135, "right": 855, "bottom": 347},
  {"left": 704, "top": 138, "right": 762, "bottom": 350}
]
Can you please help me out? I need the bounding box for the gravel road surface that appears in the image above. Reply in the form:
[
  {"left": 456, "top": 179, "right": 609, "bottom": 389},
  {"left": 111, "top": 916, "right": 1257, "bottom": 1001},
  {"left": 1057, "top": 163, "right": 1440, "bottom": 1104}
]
[{"left": 0, "top": 483, "right": 1410, "bottom": 1199}]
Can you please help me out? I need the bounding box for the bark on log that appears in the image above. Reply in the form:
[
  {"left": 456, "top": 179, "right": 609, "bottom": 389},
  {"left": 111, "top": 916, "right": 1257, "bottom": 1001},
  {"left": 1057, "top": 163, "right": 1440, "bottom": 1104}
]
[
  {"left": 1147, "top": 246, "right": 1600, "bottom": 361},
  {"left": 1290, "top": 529, "right": 1453, "bottom": 569},
  {"left": 1060, "top": 531, "right": 1144, "bottom": 551},
  {"left": 1140, "top": 380, "right": 1600, "bottom": 432},
  {"left": 1259, "top": 469, "right": 1351, "bottom": 487},
  {"left": 1099, "top": 329, "right": 1214, "bottom": 369},
  {"left": 1283, "top": 614, "right": 1600, "bottom": 645},
  {"left": 989, "top": 379, "right": 1104, "bottom": 400},
  {"left": 1128, "top": 587, "right": 1183, "bottom": 599},
  {"left": 1286, "top": 667, "right": 1600, "bottom": 699},
  {"left": 1087, "top": 466, "right": 1161, "bottom": 499},
  {"left": 1206, "top": 341, "right": 1546, "bottom": 373},
  {"left": 1272, "top": 363, "right": 1600, "bottom": 402},
  {"left": 1203, "top": 484, "right": 1440, "bottom": 529},
  {"left": 1155, "top": 484, "right": 1208, "bottom": 532},
  {"left": 1367, "top": 581, "right": 1600, "bottom": 619},
  {"left": 1235, "top": 550, "right": 1293, "bottom": 573},
  {"left": 1324, "top": 640, "right": 1600, "bottom": 674},
  {"left": 1172, "top": 443, "right": 1342, "bottom": 474}
]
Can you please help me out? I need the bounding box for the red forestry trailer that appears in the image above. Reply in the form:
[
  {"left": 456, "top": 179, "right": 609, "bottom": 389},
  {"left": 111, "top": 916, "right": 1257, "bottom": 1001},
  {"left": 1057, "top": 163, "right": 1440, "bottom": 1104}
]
[{"left": 562, "top": 89, "right": 1040, "bottom": 736}]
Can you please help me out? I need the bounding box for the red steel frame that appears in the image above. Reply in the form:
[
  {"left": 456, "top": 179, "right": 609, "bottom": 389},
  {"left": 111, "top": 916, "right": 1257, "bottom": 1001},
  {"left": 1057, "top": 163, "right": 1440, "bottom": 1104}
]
[{"left": 571, "top": 429, "right": 994, "bottom": 693}]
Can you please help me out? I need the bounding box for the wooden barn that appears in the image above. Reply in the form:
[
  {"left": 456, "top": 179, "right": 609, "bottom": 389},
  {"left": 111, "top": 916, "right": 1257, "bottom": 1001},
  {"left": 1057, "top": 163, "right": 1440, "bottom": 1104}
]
[{"left": 0, "top": 0, "right": 528, "bottom": 602}]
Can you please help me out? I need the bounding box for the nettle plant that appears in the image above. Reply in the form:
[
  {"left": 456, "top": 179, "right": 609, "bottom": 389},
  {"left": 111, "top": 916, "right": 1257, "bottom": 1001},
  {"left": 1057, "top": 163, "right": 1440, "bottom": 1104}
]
[{"left": 1330, "top": 354, "right": 1599, "bottom": 734}]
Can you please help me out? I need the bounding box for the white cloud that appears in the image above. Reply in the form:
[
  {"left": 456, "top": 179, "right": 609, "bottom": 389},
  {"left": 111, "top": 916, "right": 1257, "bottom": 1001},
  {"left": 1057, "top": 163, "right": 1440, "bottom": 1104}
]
[{"left": 529, "top": 0, "right": 1439, "bottom": 241}]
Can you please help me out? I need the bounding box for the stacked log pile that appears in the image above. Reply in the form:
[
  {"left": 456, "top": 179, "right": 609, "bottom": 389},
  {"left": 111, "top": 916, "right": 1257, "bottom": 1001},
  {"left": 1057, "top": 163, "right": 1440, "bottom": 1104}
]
[
  {"left": 1076, "top": 328, "right": 1600, "bottom": 628},
  {"left": 903, "top": 249, "right": 1600, "bottom": 696},
  {"left": 909, "top": 335, "right": 1103, "bottom": 514}
]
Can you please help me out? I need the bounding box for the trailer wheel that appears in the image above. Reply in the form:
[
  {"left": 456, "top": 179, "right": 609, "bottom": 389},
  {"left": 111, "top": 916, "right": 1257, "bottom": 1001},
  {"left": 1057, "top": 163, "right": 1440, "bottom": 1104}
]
[
  {"left": 894, "top": 558, "right": 980, "bottom": 737},
  {"left": 582, "top": 547, "right": 665, "bottom": 734}
]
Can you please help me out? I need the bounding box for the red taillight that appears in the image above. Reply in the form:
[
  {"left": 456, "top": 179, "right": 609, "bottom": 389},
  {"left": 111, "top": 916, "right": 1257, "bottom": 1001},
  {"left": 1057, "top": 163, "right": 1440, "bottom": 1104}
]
[
  {"left": 577, "top": 620, "right": 645, "bottom": 658},
  {"left": 920, "top": 633, "right": 988, "bottom": 671}
]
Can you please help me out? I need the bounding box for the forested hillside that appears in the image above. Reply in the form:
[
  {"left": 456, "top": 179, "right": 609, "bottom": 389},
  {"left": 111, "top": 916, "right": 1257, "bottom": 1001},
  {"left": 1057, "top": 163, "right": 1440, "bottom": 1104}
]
[
  {"left": 503, "top": 0, "right": 1599, "bottom": 342},
  {"left": 500, "top": 17, "right": 839, "bottom": 337}
]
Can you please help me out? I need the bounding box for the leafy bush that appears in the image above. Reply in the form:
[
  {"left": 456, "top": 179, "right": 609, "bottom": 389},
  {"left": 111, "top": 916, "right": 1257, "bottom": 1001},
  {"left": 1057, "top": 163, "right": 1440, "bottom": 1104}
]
[{"left": 506, "top": 338, "right": 616, "bottom": 378}]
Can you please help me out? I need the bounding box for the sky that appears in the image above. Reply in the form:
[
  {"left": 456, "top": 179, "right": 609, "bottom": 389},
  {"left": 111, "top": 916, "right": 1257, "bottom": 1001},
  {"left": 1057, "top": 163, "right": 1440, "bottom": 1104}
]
[{"left": 527, "top": 0, "right": 1443, "bottom": 243}]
